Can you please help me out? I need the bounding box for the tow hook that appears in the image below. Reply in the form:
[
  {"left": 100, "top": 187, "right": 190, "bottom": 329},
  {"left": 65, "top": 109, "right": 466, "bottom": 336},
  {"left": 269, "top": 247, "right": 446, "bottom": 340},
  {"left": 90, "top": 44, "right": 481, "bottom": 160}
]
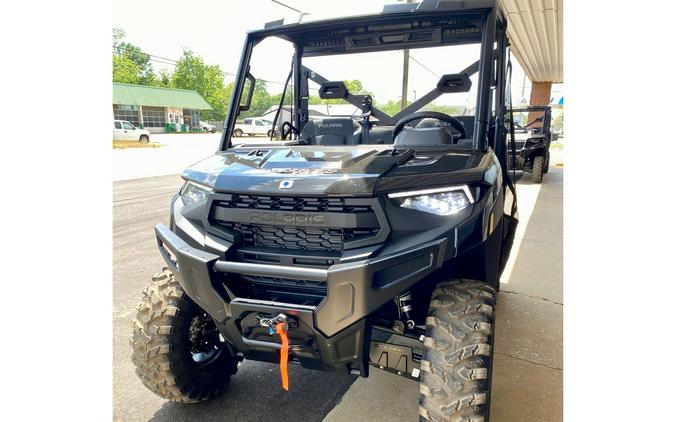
[
  {"left": 260, "top": 313, "right": 288, "bottom": 333},
  {"left": 260, "top": 313, "right": 290, "bottom": 391}
]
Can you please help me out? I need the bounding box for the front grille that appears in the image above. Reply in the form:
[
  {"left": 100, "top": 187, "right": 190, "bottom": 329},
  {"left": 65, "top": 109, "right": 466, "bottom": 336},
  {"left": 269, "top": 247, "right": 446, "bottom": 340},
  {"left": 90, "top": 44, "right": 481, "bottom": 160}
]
[
  {"left": 218, "top": 222, "right": 378, "bottom": 253},
  {"left": 216, "top": 194, "right": 372, "bottom": 213},
  {"left": 210, "top": 194, "right": 384, "bottom": 256}
]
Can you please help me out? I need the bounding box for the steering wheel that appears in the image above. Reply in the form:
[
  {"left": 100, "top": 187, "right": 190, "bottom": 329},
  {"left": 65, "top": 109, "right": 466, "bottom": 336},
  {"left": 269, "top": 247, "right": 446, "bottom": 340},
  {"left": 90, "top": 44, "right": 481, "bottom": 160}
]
[
  {"left": 392, "top": 111, "right": 467, "bottom": 141},
  {"left": 281, "top": 121, "right": 300, "bottom": 140}
]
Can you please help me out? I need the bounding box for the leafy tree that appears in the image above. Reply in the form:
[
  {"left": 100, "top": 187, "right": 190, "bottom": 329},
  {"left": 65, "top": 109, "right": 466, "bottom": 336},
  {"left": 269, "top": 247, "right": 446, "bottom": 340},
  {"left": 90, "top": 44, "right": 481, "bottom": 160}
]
[
  {"left": 172, "top": 49, "right": 229, "bottom": 120},
  {"left": 113, "top": 28, "right": 125, "bottom": 51},
  {"left": 155, "top": 69, "right": 173, "bottom": 88},
  {"left": 112, "top": 28, "right": 156, "bottom": 86},
  {"left": 241, "top": 80, "right": 273, "bottom": 117},
  {"left": 376, "top": 99, "right": 402, "bottom": 116},
  {"left": 113, "top": 55, "right": 141, "bottom": 84}
]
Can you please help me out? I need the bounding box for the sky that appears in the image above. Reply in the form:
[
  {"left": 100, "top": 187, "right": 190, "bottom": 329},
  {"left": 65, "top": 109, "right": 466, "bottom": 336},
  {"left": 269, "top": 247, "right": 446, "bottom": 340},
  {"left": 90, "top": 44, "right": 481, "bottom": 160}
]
[{"left": 112, "top": 0, "right": 562, "bottom": 105}]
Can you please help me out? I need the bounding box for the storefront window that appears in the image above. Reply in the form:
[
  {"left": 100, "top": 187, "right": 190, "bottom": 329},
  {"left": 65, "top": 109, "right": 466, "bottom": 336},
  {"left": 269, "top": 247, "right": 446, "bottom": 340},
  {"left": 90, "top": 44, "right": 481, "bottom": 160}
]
[
  {"left": 113, "top": 104, "right": 139, "bottom": 126},
  {"left": 143, "top": 106, "right": 166, "bottom": 128}
]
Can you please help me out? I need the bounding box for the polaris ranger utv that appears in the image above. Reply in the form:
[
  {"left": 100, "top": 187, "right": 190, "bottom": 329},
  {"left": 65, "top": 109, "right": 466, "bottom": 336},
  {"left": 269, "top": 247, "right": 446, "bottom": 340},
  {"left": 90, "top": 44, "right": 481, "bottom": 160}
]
[
  {"left": 131, "top": 1, "right": 519, "bottom": 420},
  {"left": 507, "top": 105, "right": 554, "bottom": 183}
]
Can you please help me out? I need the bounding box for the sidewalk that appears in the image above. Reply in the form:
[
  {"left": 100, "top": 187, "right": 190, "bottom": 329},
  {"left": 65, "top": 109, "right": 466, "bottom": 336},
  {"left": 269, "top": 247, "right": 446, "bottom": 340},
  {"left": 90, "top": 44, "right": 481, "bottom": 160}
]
[{"left": 325, "top": 168, "right": 564, "bottom": 422}]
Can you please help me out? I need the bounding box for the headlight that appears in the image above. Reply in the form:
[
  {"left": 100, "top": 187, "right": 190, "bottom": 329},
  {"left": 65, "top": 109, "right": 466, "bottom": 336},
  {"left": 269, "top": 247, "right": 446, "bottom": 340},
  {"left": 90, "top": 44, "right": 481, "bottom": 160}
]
[
  {"left": 180, "top": 181, "right": 212, "bottom": 206},
  {"left": 388, "top": 185, "right": 474, "bottom": 216}
]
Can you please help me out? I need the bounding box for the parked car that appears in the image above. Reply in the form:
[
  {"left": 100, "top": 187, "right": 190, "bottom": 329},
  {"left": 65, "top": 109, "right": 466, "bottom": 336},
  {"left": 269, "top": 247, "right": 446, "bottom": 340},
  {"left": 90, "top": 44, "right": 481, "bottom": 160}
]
[
  {"left": 200, "top": 121, "right": 217, "bottom": 133},
  {"left": 113, "top": 120, "right": 150, "bottom": 143},
  {"left": 233, "top": 117, "right": 274, "bottom": 137}
]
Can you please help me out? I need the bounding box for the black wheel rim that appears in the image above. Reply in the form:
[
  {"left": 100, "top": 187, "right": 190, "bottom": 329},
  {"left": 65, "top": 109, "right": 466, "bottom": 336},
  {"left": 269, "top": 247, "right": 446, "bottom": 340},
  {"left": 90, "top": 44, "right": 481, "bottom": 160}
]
[{"left": 188, "top": 312, "right": 224, "bottom": 367}]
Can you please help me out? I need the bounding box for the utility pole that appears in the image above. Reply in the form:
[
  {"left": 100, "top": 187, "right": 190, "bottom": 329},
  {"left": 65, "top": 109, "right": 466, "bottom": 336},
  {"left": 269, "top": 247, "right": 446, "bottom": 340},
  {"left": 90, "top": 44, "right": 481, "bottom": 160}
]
[{"left": 400, "top": 0, "right": 412, "bottom": 110}]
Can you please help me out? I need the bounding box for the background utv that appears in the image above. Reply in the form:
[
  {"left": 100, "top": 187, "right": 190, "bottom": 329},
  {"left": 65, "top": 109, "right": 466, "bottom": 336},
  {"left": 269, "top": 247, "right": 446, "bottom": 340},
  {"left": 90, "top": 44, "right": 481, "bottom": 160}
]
[{"left": 130, "top": 1, "right": 522, "bottom": 420}]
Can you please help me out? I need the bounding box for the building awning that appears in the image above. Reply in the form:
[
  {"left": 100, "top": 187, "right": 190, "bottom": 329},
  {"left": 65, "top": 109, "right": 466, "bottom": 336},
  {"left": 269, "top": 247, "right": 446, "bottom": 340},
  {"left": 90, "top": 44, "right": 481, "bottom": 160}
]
[
  {"left": 500, "top": 0, "right": 563, "bottom": 83},
  {"left": 112, "top": 83, "right": 213, "bottom": 110}
]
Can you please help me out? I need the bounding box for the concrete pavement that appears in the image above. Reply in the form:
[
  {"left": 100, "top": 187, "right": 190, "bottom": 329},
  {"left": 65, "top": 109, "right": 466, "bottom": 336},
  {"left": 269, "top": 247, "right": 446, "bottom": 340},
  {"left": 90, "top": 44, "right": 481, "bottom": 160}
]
[
  {"left": 113, "top": 166, "right": 563, "bottom": 421},
  {"left": 112, "top": 133, "right": 279, "bottom": 181}
]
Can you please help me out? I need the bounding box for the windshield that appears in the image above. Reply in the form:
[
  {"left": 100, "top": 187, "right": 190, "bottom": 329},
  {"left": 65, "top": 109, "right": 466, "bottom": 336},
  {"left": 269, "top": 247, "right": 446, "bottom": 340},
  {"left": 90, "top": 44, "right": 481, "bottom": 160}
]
[
  {"left": 240, "top": 38, "right": 480, "bottom": 130},
  {"left": 302, "top": 43, "right": 480, "bottom": 119},
  {"left": 225, "top": 10, "right": 498, "bottom": 149}
]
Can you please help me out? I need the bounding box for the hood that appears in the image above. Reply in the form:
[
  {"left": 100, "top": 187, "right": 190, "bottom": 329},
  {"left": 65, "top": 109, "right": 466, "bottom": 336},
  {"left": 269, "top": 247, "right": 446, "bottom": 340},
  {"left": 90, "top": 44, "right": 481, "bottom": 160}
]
[{"left": 182, "top": 146, "right": 412, "bottom": 196}]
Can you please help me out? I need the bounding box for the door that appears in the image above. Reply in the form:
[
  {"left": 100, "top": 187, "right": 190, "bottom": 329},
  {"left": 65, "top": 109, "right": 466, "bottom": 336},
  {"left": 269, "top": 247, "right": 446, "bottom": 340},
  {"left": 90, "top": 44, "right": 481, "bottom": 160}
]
[
  {"left": 121, "top": 121, "right": 137, "bottom": 140},
  {"left": 113, "top": 121, "right": 126, "bottom": 139},
  {"left": 254, "top": 119, "right": 266, "bottom": 135},
  {"left": 243, "top": 118, "right": 252, "bottom": 134}
]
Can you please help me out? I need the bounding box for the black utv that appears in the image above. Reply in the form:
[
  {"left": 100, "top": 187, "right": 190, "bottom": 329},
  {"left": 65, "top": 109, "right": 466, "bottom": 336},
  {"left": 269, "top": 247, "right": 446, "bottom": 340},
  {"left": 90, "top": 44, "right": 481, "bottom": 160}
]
[
  {"left": 507, "top": 105, "right": 554, "bottom": 183},
  {"left": 131, "top": 1, "right": 520, "bottom": 420}
]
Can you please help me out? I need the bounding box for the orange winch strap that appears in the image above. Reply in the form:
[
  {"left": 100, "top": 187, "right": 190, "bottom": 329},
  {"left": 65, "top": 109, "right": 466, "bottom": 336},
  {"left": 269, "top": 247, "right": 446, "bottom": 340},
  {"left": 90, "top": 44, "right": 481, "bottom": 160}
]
[{"left": 275, "top": 322, "right": 289, "bottom": 391}]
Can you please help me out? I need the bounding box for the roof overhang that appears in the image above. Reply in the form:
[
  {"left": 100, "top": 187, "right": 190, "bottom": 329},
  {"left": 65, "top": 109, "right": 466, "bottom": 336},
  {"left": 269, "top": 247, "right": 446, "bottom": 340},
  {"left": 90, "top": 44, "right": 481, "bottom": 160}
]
[{"left": 499, "top": 0, "right": 563, "bottom": 82}]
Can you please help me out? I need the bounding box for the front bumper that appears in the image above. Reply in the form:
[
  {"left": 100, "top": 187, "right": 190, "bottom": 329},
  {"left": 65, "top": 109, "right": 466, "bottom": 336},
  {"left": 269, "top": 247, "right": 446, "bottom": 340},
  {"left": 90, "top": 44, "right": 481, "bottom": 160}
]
[{"left": 155, "top": 222, "right": 447, "bottom": 374}]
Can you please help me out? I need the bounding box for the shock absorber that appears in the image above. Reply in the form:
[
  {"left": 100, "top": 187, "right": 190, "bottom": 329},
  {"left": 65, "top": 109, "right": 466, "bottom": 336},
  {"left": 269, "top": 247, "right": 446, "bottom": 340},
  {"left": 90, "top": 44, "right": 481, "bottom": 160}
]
[{"left": 398, "top": 291, "right": 415, "bottom": 330}]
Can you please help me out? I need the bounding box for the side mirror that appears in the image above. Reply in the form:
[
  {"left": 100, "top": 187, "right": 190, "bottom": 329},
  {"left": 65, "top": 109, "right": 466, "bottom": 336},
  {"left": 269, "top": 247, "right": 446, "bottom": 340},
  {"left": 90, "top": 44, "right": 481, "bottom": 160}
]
[
  {"left": 319, "top": 81, "right": 348, "bottom": 99},
  {"left": 436, "top": 73, "right": 472, "bottom": 93},
  {"left": 238, "top": 72, "right": 256, "bottom": 112}
]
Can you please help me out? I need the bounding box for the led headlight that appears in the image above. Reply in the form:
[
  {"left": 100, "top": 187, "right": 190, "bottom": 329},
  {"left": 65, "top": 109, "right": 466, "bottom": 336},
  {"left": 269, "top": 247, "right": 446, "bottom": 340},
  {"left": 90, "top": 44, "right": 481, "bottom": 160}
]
[
  {"left": 388, "top": 185, "right": 474, "bottom": 216},
  {"left": 180, "top": 181, "right": 212, "bottom": 206}
]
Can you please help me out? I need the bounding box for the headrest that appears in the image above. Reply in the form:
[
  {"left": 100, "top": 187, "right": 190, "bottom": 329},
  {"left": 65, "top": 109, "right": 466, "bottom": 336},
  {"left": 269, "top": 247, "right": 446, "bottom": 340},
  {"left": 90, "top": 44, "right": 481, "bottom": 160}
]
[{"left": 303, "top": 118, "right": 357, "bottom": 136}]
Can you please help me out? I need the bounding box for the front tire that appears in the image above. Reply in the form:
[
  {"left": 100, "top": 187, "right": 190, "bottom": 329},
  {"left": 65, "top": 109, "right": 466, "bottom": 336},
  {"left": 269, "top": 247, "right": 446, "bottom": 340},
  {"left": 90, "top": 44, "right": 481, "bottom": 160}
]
[
  {"left": 130, "top": 268, "right": 238, "bottom": 402},
  {"left": 419, "top": 280, "right": 496, "bottom": 422},
  {"left": 139, "top": 134, "right": 149, "bottom": 143},
  {"left": 532, "top": 155, "right": 544, "bottom": 183},
  {"left": 233, "top": 129, "right": 243, "bottom": 137}
]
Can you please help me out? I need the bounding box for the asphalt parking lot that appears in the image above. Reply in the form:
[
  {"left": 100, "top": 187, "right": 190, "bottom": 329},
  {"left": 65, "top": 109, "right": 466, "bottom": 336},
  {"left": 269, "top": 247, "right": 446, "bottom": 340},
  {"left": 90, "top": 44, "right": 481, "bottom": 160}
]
[{"left": 113, "top": 144, "right": 563, "bottom": 421}]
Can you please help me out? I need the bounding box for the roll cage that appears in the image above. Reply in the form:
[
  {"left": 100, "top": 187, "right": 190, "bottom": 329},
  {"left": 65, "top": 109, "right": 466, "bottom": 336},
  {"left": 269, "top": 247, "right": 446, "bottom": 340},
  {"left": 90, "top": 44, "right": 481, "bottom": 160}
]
[{"left": 220, "top": 0, "right": 510, "bottom": 158}]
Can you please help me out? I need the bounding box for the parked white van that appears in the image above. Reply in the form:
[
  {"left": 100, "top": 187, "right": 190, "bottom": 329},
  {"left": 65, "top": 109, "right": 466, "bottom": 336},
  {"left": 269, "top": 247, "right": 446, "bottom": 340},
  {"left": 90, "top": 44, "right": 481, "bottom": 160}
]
[{"left": 113, "top": 120, "right": 151, "bottom": 143}]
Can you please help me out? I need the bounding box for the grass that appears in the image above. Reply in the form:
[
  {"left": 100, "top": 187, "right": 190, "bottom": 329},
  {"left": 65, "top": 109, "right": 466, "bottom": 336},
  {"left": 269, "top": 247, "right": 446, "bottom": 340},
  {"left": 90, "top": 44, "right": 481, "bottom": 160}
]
[{"left": 113, "top": 140, "right": 162, "bottom": 149}]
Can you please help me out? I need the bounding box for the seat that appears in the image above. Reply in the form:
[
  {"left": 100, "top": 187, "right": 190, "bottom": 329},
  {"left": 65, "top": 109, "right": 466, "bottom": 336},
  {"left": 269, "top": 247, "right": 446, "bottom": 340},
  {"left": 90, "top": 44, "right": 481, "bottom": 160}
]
[{"left": 300, "top": 118, "right": 360, "bottom": 145}]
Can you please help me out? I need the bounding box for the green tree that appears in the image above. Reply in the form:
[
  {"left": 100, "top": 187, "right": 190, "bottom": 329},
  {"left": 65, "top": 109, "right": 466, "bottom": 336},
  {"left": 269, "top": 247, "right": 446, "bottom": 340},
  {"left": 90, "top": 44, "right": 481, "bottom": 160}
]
[
  {"left": 172, "top": 49, "right": 229, "bottom": 120},
  {"left": 155, "top": 69, "right": 173, "bottom": 88},
  {"left": 113, "top": 55, "right": 141, "bottom": 84},
  {"left": 376, "top": 99, "right": 402, "bottom": 116},
  {"left": 112, "top": 28, "right": 157, "bottom": 86},
  {"left": 242, "top": 80, "right": 273, "bottom": 117}
]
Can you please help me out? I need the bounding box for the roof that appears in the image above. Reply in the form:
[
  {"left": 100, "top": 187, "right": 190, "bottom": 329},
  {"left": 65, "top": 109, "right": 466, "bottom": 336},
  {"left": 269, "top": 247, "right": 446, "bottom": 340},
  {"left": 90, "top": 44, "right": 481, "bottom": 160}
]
[
  {"left": 256, "top": 0, "right": 561, "bottom": 82},
  {"left": 499, "top": 0, "right": 563, "bottom": 82},
  {"left": 254, "top": 0, "right": 497, "bottom": 37},
  {"left": 112, "top": 83, "right": 212, "bottom": 109}
]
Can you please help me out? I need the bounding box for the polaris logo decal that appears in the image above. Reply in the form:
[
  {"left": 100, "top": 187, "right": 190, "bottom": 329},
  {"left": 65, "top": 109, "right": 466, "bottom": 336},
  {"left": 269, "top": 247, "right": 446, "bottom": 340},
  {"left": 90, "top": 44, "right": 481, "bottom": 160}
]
[
  {"left": 279, "top": 180, "right": 294, "bottom": 189},
  {"left": 271, "top": 168, "right": 339, "bottom": 175},
  {"left": 250, "top": 211, "right": 327, "bottom": 226},
  {"left": 318, "top": 123, "right": 343, "bottom": 128}
]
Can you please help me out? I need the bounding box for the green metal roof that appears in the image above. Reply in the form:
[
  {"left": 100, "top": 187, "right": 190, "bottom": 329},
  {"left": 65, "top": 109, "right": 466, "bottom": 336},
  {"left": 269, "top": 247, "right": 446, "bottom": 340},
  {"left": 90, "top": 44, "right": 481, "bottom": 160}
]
[{"left": 112, "top": 83, "right": 212, "bottom": 110}]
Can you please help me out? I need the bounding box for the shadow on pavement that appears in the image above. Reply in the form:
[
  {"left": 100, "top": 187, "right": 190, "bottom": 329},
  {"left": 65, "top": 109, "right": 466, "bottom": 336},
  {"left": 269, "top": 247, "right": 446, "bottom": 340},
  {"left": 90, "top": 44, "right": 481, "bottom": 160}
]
[{"left": 149, "top": 361, "right": 357, "bottom": 422}]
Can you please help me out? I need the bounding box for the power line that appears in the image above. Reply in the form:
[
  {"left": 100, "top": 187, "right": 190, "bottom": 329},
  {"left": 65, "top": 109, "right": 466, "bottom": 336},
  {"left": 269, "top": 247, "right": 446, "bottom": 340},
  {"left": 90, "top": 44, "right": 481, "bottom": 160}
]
[
  {"left": 407, "top": 53, "right": 441, "bottom": 78},
  {"left": 270, "top": 0, "right": 304, "bottom": 14}
]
